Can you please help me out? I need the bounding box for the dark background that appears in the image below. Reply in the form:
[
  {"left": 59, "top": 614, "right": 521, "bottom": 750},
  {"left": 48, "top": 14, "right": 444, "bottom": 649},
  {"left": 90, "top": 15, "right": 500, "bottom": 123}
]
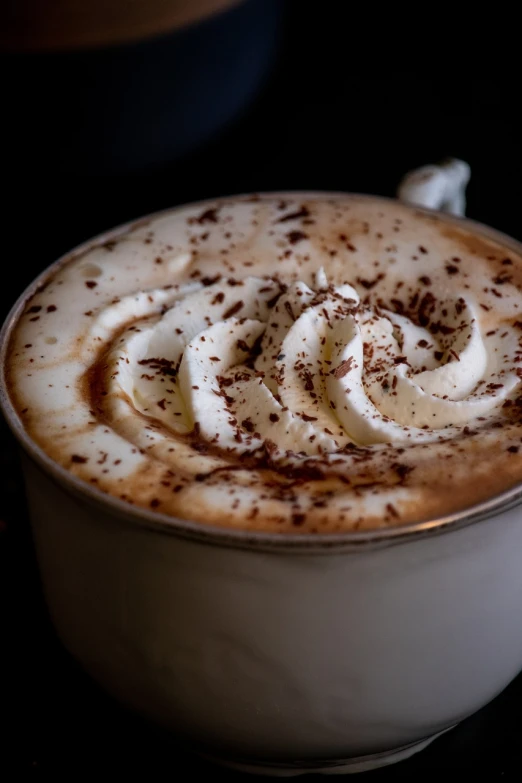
[{"left": 2, "top": 1, "right": 522, "bottom": 777}]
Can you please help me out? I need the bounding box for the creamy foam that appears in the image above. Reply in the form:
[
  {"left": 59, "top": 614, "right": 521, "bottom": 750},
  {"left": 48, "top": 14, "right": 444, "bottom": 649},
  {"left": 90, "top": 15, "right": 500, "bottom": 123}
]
[{"left": 6, "top": 194, "right": 522, "bottom": 532}]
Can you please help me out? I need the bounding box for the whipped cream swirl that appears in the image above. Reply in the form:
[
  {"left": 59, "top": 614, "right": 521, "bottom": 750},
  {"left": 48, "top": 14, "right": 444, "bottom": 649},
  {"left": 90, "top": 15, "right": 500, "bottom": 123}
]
[{"left": 105, "top": 270, "right": 519, "bottom": 458}]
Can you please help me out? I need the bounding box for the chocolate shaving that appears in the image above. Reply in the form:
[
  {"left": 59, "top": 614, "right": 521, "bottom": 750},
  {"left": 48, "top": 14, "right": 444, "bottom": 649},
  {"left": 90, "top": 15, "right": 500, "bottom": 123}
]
[
  {"left": 202, "top": 275, "right": 222, "bottom": 287},
  {"left": 357, "top": 273, "right": 385, "bottom": 290},
  {"left": 393, "top": 463, "right": 413, "bottom": 482},
  {"left": 241, "top": 418, "right": 255, "bottom": 433},
  {"left": 138, "top": 357, "right": 178, "bottom": 378},
  {"left": 286, "top": 230, "right": 308, "bottom": 244},
  {"left": 418, "top": 291, "right": 436, "bottom": 327},
  {"left": 196, "top": 207, "right": 219, "bottom": 224},
  {"left": 277, "top": 206, "right": 310, "bottom": 223},
  {"left": 223, "top": 301, "right": 244, "bottom": 319},
  {"left": 302, "top": 370, "right": 315, "bottom": 390},
  {"left": 332, "top": 357, "right": 353, "bottom": 378}
]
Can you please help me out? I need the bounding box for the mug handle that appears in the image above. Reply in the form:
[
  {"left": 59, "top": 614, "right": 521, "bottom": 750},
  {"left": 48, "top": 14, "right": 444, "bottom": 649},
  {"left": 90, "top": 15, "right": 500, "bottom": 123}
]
[{"left": 397, "top": 158, "right": 470, "bottom": 217}]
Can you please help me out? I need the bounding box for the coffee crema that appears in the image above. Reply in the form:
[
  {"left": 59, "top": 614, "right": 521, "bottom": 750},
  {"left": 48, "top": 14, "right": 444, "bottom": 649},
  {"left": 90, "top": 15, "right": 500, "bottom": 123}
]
[{"left": 6, "top": 194, "right": 522, "bottom": 532}]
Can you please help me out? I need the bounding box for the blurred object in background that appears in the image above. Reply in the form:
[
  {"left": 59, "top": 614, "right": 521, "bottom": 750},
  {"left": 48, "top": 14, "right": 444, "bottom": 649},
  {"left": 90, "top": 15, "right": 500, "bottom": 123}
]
[
  {"left": 1, "top": 0, "right": 282, "bottom": 174},
  {"left": 1, "top": 0, "right": 245, "bottom": 50},
  {"left": 397, "top": 159, "right": 471, "bottom": 216}
]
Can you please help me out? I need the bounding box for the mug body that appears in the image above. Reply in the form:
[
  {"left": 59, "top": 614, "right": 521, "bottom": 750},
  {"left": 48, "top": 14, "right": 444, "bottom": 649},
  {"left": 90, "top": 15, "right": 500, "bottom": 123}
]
[{"left": 19, "top": 451, "right": 522, "bottom": 774}]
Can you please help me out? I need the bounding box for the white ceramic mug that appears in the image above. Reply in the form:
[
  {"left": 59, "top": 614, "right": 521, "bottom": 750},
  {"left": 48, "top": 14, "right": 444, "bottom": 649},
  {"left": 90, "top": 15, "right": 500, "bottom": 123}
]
[{"left": 2, "top": 191, "right": 522, "bottom": 776}]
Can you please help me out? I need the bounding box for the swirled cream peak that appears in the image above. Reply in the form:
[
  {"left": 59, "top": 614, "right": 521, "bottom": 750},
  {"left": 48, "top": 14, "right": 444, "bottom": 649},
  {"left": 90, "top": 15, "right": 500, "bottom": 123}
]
[
  {"left": 109, "top": 273, "right": 517, "bottom": 457},
  {"left": 7, "top": 194, "right": 522, "bottom": 532}
]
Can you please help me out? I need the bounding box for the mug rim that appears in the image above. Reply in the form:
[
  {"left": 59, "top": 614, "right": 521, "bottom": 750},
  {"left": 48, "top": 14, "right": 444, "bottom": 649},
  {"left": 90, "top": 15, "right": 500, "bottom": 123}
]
[{"left": 3, "top": 190, "right": 522, "bottom": 553}]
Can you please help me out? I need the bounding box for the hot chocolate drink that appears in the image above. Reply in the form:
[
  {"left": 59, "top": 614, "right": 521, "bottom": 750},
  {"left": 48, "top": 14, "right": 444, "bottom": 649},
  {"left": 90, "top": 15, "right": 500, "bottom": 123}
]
[{"left": 5, "top": 194, "right": 522, "bottom": 532}]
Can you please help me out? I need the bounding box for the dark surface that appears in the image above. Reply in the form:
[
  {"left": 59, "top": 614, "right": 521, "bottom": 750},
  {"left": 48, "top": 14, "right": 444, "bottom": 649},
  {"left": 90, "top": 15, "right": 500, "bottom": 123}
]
[
  {"left": 2, "top": 2, "right": 522, "bottom": 778},
  {"left": 2, "top": 0, "right": 282, "bottom": 175}
]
